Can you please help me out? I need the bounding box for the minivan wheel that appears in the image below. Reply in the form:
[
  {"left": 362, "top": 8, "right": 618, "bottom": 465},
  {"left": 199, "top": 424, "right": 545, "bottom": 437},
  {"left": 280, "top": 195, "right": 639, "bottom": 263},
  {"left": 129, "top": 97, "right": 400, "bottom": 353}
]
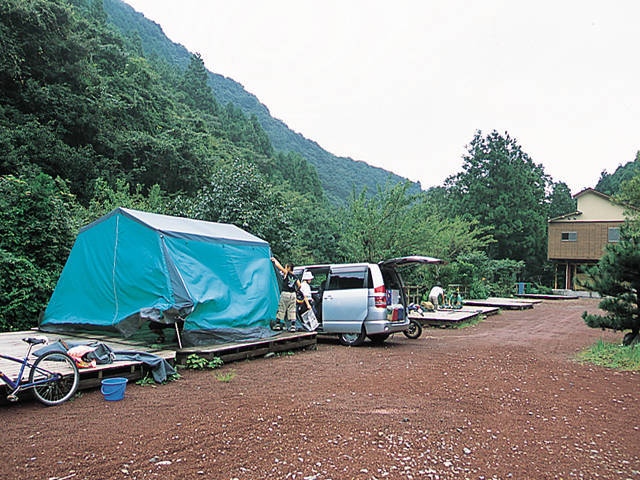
[
  {"left": 339, "top": 329, "right": 367, "bottom": 347},
  {"left": 403, "top": 319, "right": 422, "bottom": 339},
  {"left": 368, "top": 333, "right": 390, "bottom": 345}
]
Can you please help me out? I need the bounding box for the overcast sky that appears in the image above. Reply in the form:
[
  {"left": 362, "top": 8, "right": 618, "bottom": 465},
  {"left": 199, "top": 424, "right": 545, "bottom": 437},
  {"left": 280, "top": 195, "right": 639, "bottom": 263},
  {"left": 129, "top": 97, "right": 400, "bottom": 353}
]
[{"left": 124, "top": 0, "right": 639, "bottom": 194}]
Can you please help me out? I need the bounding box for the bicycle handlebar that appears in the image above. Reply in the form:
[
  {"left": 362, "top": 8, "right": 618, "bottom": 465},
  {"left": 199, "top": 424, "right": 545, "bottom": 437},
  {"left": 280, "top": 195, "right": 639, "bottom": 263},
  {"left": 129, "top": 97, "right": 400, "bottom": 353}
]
[{"left": 22, "top": 337, "right": 48, "bottom": 345}]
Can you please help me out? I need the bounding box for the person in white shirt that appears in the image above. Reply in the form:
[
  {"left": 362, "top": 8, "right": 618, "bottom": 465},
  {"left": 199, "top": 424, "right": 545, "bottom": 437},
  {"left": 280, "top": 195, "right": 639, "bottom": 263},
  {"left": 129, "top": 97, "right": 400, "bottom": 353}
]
[
  {"left": 428, "top": 283, "right": 445, "bottom": 309},
  {"left": 297, "top": 270, "right": 319, "bottom": 331},
  {"left": 298, "top": 270, "right": 314, "bottom": 315}
]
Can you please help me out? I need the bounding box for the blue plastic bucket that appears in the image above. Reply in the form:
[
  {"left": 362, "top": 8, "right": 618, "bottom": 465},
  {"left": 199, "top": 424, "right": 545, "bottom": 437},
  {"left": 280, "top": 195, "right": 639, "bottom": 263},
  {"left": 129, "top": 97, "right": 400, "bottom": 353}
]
[{"left": 101, "top": 377, "right": 128, "bottom": 401}]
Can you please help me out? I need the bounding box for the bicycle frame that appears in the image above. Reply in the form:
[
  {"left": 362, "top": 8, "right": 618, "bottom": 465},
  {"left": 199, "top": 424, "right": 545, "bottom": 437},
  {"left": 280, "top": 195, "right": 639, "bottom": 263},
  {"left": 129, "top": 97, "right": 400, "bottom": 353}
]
[{"left": 0, "top": 349, "right": 60, "bottom": 393}]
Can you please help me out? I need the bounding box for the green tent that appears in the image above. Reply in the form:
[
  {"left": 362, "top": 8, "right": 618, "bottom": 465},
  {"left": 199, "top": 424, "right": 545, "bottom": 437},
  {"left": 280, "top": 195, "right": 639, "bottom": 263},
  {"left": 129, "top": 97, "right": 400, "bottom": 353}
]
[{"left": 40, "top": 208, "right": 280, "bottom": 346}]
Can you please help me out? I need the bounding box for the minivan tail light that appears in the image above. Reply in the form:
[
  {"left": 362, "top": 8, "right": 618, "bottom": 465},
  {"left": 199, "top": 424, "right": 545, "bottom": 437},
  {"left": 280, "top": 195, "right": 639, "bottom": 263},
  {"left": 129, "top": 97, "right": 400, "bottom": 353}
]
[{"left": 373, "top": 285, "right": 387, "bottom": 308}]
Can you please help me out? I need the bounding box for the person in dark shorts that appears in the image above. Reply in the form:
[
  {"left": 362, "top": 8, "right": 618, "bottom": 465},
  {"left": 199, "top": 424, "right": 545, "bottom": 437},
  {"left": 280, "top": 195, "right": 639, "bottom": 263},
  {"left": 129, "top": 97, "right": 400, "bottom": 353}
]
[{"left": 271, "top": 257, "right": 310, "bottom": 332}]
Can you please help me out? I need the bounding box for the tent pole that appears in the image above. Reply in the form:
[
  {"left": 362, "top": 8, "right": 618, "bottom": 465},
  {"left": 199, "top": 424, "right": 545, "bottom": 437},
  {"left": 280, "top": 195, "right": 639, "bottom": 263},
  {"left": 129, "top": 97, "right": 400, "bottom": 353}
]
[{"left": 174, "top": 322, "right": 183, "bottom": 349}]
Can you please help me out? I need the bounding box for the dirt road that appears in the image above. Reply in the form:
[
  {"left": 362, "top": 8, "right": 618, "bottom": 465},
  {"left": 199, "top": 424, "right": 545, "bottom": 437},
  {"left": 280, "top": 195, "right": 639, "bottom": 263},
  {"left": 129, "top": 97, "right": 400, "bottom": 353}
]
[{"left": 1, "top": 298, "right": 638, "bottom": 479}]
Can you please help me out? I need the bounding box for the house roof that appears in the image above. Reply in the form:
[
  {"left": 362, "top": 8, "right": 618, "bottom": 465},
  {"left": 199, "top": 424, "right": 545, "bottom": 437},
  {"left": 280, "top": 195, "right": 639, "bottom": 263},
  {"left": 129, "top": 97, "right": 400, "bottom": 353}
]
[
  {"left": 548, "top": 210, "right": 582, "bottom": 222},
  {"left": 573, "top": 187, "right": 614, "bottom": 201}
]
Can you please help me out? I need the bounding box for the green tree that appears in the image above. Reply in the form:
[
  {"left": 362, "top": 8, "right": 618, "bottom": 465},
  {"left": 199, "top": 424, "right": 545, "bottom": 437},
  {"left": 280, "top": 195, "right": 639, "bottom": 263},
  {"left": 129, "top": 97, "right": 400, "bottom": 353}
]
[
  {"left": 582, "top": 223, "right": 640, "bottom": 345},
  {"left": 337, "top": 182, "right": 492, "bottom": 263},
  {"left": 595, "top": 152, "right": 640, "bottom": 196},
  {"left": 174, "top": 158, "right": 295, "bottom": 256},
  {"left": 1, "top": 0, "right": 270, "bottom": 200},
  {"left": 439, "top": 251, "right": 524, "bottom": 298},
  {"left": 286, "top": 195, "right": 340, "bottom": 265},
  {"left": 0, "top": 172, "right": 76, "bottom": 271},
  {"left": 445, "top": 130, "right": 550, "bottom": 276},
  {"left": 615, "top": 167, "right": 640, "bottom": 214},
  {"left": 180, "top": 53, "right": 219, "bottom": 116},
  {"left": 271, "top": 151, "right": 324, "bottom": 200},
  {"left": 338, "top": 182, "right": 425, "bottom": 262},
  {"left": 548, "top": 181, "right": 576, "bottom": 219},
  {"left": 246, "top": 114, "right": 274, "bottom": 157},
  {"left": 0, "top": 250, "right": 52, "bottom": 331},
  {"left": 78, "top": 177, "right": 168, "bottom": 225}
]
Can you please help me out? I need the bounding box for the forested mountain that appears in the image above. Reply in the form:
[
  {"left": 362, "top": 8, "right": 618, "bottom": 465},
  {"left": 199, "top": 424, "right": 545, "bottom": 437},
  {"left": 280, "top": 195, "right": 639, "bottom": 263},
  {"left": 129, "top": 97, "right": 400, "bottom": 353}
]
[
  {"left": 595, "top": 152, "right": 640, "bottom": 196},
  {"left": 104, "top": 0, "right": 417, "bottom": 203}
]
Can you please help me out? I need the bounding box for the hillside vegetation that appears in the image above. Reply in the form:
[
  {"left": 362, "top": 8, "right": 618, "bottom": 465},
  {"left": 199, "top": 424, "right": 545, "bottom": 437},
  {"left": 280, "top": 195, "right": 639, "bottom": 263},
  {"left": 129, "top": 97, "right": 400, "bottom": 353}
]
[{"left": 104, "top": 0, "right": 417, "bottom": 203}]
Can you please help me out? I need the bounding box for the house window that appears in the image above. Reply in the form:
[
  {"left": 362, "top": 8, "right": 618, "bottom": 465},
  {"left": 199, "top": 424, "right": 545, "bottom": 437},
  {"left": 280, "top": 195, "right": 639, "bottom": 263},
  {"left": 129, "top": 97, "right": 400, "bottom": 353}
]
[
  {"left": 561, "top": 231, "right": 577, "bottom": 242},
  {"left": 608, "top": 227, "right": 620, "bottom": 243}
]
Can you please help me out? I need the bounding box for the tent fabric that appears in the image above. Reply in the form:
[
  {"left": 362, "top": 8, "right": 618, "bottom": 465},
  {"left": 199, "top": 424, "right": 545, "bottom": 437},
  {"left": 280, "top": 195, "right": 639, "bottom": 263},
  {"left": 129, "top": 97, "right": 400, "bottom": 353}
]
[{"left": 40, "top": 208, "right": 280, "bottom": 346}]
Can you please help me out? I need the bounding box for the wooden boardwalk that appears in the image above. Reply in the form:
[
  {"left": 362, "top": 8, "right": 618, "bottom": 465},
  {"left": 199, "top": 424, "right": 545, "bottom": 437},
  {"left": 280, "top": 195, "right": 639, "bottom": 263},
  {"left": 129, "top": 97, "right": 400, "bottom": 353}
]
[
  {"left": 463, "top": 297, "right": 542, "bottom": 310},
  {"left": 0, "top": 329, "right": 316, "bottom": 402},
  {"left": 177, "top": 331, "right": 317, "bottom": 364},
  {"left": 0, "top": 331, "right": 175, "bottom": 398},
  {"left": 410, "top": 305, "right": 499, "bottom": 327},
  {"left": 516, "top": 293, "right": 579, "bottom": 300}
]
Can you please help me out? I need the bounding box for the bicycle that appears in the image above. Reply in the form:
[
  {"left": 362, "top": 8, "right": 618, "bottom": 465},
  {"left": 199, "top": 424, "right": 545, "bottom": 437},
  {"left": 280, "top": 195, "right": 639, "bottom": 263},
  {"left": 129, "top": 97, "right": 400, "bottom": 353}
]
[{"left": 0, "top": 336, "right": 79, "bottom": 406}]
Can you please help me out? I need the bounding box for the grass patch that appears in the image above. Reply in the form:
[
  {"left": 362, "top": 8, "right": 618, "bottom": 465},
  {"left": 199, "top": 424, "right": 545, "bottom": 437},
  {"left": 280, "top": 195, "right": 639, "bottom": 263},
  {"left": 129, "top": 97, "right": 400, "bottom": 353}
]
[
  {"left": 274, "top": 350, "right": 295, "bottom": 357},
  {"left": 135, "top": 374, "right": 157, "bottom": 386},
  {"left": 576, "top": 339, "right": 640, "bottom": 371},
  {"left": 215, "top": 370, "right": 236, "bottom": 383},
  {"left": 185, "top": 354, "right": 224, "bottom": 370},
  {"left": 451, "top": 315, "right": 486, "bottom": 329},
  {"left": 135, "top": 372, "right": 181, "bottom": 386}
]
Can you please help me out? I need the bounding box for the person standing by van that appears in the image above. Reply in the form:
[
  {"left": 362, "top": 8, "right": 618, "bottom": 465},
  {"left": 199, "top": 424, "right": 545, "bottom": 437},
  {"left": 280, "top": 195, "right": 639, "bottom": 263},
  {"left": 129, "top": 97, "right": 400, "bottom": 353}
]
[
  {"left": 298, "top": 271, "right": 314, "bottom": 315},
  {"left": 271, "top": 257, "right": 309, "bottom": 332}
]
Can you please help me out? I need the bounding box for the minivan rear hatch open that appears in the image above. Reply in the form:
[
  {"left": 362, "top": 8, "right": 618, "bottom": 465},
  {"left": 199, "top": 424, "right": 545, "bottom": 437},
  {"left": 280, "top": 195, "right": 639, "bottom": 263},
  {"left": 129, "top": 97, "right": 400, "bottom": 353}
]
[{"left": 379, "top": 255, "right": 445, "bottom": 268}]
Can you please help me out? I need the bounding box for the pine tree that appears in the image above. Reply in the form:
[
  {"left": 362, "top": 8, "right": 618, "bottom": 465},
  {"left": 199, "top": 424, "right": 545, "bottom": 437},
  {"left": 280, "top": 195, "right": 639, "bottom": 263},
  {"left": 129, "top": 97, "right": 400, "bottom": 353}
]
[
  {"left": 180, "top": 53, "right": 219, "bottom": 115},
  {"left": 582, "top": 223, "right": 640, "bottom": 345}
]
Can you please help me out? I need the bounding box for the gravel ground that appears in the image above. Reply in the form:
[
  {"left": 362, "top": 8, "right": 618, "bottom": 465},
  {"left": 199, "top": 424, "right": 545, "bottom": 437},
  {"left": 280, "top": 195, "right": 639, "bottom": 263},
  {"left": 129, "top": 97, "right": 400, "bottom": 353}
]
[{"left": 1, "top": 298, "right": 638, "bottom": 480}]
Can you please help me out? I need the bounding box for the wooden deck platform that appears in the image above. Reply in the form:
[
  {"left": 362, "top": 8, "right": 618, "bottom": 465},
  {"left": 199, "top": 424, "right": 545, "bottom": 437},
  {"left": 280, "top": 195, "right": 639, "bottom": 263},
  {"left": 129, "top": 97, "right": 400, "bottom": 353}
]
[
  {"left": 410, "top": 305, "right": 499, "bottom": 327},
  {"left": 463, "top": 297, "right": 541, "bottom": 310},
  {"left": 176, "top": 331, "right": 317, "bottom": 364},
  {"left": 0, "top": 331, "right": 175, "bottom": 398},
  {"left": 0, "top": 329, "right": 316, "bottom": 402},
  {"left": 516, "top": 293, "right": 579, "bottom": 300}
]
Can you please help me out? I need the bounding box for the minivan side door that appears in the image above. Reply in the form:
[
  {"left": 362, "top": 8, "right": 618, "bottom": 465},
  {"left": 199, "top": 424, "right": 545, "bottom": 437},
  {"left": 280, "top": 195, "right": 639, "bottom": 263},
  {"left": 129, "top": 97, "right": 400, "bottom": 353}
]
[{"left": 322, "top": 265, "right": 369, "bottom": 333}]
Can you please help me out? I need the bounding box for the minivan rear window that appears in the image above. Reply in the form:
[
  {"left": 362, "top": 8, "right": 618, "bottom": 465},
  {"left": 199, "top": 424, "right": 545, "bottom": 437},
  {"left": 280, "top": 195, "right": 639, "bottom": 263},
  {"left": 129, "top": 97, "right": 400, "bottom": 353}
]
[
  {"left": 327, "top": 268, "right": 367, "bottom": 290},
  {"left": 381, "top": 267, "right": 401, "bottom": 289}
]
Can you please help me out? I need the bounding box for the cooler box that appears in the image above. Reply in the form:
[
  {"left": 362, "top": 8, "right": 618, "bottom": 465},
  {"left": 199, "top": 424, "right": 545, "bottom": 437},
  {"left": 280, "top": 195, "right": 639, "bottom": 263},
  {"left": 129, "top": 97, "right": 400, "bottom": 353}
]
[{"left": 386, "top": 304, "right": 405, "bottom": 321}]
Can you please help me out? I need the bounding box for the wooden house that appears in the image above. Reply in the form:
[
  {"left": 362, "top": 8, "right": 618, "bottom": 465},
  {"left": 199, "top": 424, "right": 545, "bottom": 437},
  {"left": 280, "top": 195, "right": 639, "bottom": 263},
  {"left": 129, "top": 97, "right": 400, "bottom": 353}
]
[{"left": 547, "top": 188, "right": 625, "bottom": 290}]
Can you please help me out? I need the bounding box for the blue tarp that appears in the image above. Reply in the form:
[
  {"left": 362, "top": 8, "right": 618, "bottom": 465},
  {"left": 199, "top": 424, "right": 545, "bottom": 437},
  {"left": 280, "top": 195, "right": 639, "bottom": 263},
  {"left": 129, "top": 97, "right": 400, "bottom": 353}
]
[{"left": 40, "top": 208, "right": 280, "bottom": 346}]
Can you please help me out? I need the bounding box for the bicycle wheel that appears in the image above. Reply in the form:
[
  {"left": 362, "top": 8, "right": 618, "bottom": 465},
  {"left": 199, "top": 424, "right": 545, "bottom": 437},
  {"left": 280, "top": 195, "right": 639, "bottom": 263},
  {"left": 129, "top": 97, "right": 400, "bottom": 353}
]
[
  {"left": 403, "top": 319, "right": 422, "bottom": 339},
  {"left": 29, "top": 351, "right": 79, "bottom": 406}
]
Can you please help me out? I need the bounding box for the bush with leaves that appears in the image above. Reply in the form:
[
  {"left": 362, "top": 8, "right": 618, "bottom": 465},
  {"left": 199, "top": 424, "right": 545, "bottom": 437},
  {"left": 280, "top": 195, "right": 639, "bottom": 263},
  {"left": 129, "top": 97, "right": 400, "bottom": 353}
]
[
  {"left": 0, "top": 250, "right": 52, "bottom": 331},
  {"left": 433, "top": 252, "right": 524, "bottom": 299},
  {"left": 0, "top": 172, "right": 77, "bottom": 330}
]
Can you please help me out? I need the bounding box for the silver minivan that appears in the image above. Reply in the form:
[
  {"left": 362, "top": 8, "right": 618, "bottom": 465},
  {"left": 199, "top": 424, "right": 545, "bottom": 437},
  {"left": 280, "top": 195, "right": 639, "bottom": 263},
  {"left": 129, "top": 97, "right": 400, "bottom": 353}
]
[{"left": 294, "top": 256, "right": 443, "bottom": 346}]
